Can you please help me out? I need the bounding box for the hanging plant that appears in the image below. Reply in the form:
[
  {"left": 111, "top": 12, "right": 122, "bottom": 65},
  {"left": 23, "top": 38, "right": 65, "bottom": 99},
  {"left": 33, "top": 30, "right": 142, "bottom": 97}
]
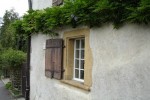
[{"left": 13, "top": 0, "right": 150, "bottom": 36}]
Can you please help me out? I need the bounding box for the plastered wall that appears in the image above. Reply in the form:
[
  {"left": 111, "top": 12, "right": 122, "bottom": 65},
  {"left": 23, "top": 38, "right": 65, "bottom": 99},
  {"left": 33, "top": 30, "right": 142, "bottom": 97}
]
[
  {"left": 90, "top": 24, "right": 150, "bottom": 100},
  {"left": 30, "top": 24, "right": 150, "bottom": 100},
  {"left": 32, "top": 0, "right": 52, "bottom": 10}
]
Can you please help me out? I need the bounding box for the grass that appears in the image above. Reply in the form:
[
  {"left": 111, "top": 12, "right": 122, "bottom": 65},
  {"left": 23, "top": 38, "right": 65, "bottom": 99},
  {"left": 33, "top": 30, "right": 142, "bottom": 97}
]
[{"left": 5, "top": 82, "right": 21, "bottom": 97}]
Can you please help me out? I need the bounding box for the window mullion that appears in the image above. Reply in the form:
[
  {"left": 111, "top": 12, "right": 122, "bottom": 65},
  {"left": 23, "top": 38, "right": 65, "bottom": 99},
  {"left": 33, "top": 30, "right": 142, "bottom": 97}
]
[
  {"left": 79, "top": 39, "right": 81, "bottom": 79},
  {"left": 74, "top": 40, "right": 76, "bottom": 79}
]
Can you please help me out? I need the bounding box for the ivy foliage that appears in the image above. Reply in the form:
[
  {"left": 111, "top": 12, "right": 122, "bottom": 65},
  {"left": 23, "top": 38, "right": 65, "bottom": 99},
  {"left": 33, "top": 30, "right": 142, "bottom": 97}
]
[
  {"left": 13, "top": 0, "right": 150, "bottom": 35},
  {"left": 128, "top": 0, "right": 150, "bottom": 24}
]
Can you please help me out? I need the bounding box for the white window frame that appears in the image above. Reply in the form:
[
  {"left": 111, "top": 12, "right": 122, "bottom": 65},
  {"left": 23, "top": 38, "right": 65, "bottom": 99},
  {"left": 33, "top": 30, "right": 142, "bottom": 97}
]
[{"left": 73, "top": 38, "right": 85, "bottom": 82}]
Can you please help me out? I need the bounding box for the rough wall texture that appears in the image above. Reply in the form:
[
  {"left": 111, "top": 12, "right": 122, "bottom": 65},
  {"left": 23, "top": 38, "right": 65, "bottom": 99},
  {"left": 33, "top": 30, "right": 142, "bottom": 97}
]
[
  {"left": 30, "top": 24, "right": 150, "bottom": 100},
  {"left": 90, "top": 24, "right": 150, "bottom": 100}
]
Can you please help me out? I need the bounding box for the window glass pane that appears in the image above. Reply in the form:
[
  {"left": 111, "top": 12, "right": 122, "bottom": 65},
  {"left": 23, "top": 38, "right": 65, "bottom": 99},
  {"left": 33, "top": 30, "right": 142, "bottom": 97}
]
[
  {"left": 81, "top": 39, "right": 85, "bottom": 49},
  {"left": 75, "top": 69, "right": 79, "bottom": 78},
  {"left": 75, "top": 60, "right": 79, "bottom": 68},
  {"left": 76, "top": 40, "right": 80, "bottom": 49},
  {"left": 80, "top": 70, "right": 84, "bottom": 79},
  {"left": 80, "top": 60, "right": 84, "bottom": 69},
  {"left": 75, "top": 50, "right": 79, "bottom": 58},
  {"left": 74, "top": 38, "right": 85, "bottom": 81},
  {"left": 81, "top": 50, "right": 84, "bottom": 59}
]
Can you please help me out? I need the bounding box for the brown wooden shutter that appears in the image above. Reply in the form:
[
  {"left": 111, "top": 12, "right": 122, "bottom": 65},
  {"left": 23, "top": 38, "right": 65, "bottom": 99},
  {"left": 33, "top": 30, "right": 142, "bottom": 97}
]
[
  {"left": 45, "top": 39, "right": 63, "bottom": 79},
  {"left": 52, "top": 0, "right": 63, "bottom": 6}
]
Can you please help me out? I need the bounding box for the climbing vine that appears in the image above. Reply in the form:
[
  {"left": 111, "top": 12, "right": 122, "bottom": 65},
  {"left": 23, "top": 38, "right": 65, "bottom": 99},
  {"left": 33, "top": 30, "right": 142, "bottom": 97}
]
[{"left": 13, "top": 0, "right": 150, "bottom": 35}]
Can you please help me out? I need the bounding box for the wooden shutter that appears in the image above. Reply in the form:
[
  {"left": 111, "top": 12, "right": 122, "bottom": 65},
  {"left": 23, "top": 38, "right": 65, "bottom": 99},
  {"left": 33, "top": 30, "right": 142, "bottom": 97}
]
[
  {"left": 45, "top": 39, "right": 63, "bottom": 79},
  {"left": 52, "top": 0, "right": 63, "bottom": 6}
]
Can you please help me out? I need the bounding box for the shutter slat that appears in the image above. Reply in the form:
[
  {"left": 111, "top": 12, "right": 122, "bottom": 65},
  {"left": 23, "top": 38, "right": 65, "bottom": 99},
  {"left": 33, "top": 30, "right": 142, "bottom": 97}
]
[
  {"left": 53, "top": 48, "right": 62, "bottom": 79},
  {"left": 45, "top": 39, "right": 63, "bottom": 79},
  {"left": 46, "top": 39, "right": 62, "bottom": 48},
  {"left": 45, "top": 48, "right": 53, "bottom": 78}
]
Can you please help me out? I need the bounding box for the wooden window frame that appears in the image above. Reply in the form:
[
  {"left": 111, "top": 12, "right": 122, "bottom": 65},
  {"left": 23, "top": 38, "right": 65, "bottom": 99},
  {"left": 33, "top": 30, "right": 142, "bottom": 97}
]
[{"left": 73, "top": 38, "right": 85, "bottom": 82}]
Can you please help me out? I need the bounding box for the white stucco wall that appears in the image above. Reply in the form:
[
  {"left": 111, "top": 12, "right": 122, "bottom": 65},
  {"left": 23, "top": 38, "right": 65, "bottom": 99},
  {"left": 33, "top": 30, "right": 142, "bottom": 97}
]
[
  {"left": 90, "top": 24, "right": 150, "bottom": 100},
  {"left": 30, "top": 24, "right": 150, "bottom": 100},
  {"left": 32, "top": 0, "right": 52, "bottom": 10}
]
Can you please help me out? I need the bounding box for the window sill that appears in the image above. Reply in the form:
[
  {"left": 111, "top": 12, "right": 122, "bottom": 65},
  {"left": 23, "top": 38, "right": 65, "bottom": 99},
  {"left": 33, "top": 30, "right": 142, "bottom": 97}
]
[{"left": 61, "top": 80, "right": 90, "bottom": 91}]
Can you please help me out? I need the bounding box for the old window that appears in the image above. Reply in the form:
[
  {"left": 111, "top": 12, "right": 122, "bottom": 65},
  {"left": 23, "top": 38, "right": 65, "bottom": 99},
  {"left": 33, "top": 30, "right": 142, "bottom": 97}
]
[
  {"left": 62, "top": 28, "right": 92, "bottom": 91},
  {"left": 74, "top": 38, "right": 85, "bottom": 82},
  {"left": 45, "top": 39, "right": 63, "bottom": 80}
]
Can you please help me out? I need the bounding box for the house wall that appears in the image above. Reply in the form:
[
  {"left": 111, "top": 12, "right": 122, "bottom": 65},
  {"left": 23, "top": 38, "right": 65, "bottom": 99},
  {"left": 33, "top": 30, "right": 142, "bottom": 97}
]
[
  {"left": 30, "top": 24, "right": 150, "bottom": 100},
  {"left": 30, "top": 0, "right": 150, "bottom": 100},
  {"left": 30, "top": 32, "right": 90, "bottom": 100},
  {"left": 90, "top": 24, "right": 150, "bottom": 100},
  {"left": 32, "top": 0, "right": 52, "bottom": 10}
]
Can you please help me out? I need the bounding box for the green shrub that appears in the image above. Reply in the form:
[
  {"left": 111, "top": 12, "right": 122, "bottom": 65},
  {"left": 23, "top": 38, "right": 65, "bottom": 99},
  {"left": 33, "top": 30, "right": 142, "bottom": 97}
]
[{"left": 0, "top": 49, "right": 26, "bottom": 69}]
